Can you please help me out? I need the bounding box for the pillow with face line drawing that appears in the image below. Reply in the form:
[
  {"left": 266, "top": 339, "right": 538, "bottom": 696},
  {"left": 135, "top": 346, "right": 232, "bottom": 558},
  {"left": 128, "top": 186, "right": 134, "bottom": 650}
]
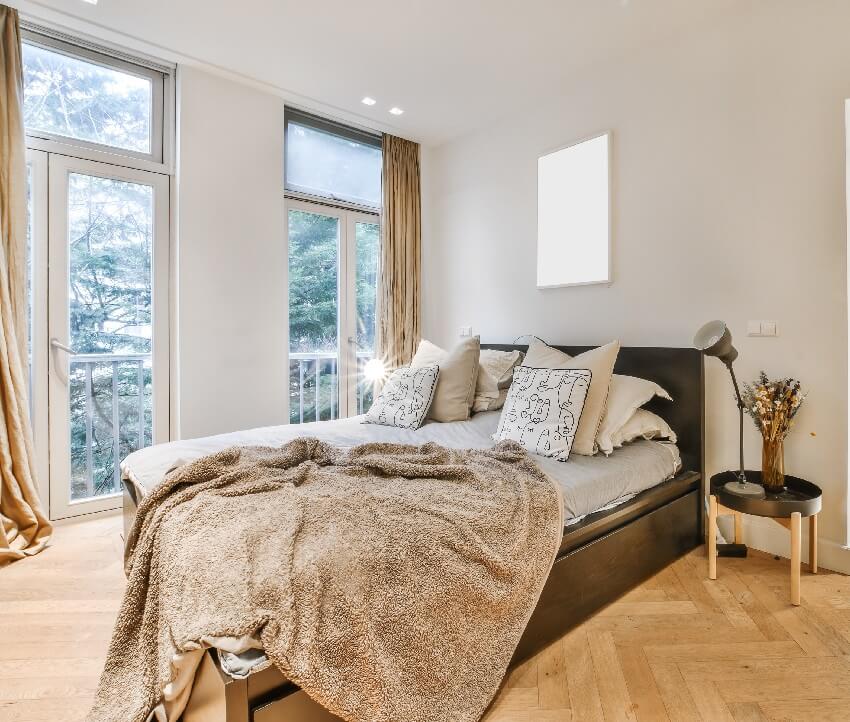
[
  {"left": 363, "top": 364, "right": 440, "bottom": 429},
  {"left": 493, "top": 366, "right": 592, "bottom": 461}
]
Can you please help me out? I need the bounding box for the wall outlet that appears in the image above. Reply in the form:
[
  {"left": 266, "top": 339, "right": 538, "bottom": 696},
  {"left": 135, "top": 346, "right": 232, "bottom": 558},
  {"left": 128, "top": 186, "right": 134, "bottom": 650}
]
[
  {"left": 459, "top": 326, "right": 473, "bottom": 337},
  {"left": 747, "top": 320, "right": 779, "bottom": 337}
]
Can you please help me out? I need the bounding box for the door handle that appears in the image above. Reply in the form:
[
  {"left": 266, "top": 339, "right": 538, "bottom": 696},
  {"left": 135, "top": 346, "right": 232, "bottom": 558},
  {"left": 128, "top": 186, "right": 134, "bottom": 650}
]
[{"left": 50, "top": 338, "right": 77, "bottom": 355}]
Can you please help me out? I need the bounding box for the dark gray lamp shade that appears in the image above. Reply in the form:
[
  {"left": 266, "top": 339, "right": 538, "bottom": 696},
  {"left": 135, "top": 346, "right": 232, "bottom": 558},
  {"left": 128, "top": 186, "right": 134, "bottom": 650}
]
[{"left": 693, "top": 320, "right": 738, "bottom": 366}]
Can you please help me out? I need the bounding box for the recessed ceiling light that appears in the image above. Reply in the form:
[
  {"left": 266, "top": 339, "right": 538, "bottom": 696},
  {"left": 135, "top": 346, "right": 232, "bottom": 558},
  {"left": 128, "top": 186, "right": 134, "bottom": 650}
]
[
  {"left": 81, "top": 0, "right": 98, "bottom": 5},
  {"left": 361, "top": 97, "right": 376, "bottom": 106},
  {"left": 389, "top": 107, "right": 404, "bottom": 116}
]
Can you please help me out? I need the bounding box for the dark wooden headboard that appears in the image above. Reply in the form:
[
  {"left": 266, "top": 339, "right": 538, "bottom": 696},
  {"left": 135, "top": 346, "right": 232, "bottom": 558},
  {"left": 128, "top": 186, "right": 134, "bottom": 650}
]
[{"left": 481, "top": 344, "right": 705, "bottom": 477}]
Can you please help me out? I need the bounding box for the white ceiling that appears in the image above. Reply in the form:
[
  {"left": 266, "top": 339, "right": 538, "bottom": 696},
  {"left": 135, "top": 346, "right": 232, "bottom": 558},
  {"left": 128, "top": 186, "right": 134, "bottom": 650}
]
[{"left": 17, "top": 0, "right": 739, "bottom": 146}]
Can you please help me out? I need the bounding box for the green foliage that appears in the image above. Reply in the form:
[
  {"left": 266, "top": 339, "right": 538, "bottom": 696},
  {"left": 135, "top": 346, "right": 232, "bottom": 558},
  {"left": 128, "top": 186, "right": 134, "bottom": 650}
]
[
  {"left": 68, "top": 174, "right": 152, "bottom": 355},
  {"left": 289, "top": 210, "right": 339, "bottom": 352},
  {"left": 355, "top": 222, "right": 379, "bottom": 350}
]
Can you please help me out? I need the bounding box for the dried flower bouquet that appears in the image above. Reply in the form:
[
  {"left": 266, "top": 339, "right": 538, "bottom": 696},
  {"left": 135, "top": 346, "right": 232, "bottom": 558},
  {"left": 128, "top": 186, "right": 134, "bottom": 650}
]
[{"left": 741, "top": 372, "right": 806, "bottom": 491}]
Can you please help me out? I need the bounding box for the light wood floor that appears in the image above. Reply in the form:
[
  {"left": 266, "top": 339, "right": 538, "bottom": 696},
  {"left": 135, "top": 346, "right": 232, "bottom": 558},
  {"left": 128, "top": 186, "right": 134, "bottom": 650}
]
[{"left": 2, "top": 515, "right": 849, "bottom": 722}]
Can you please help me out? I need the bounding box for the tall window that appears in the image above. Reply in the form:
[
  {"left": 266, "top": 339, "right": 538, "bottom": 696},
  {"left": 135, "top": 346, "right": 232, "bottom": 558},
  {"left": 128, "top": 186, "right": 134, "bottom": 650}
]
[
  {"left": 285, "top": 109, "right": 381, "bottom": 423},
  {"left": 23, "top": 27, "right": 172, "bottom": 520}
]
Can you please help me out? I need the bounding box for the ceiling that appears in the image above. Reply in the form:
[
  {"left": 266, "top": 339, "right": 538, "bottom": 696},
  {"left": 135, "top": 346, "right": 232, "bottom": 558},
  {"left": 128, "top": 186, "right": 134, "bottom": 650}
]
[{"left": 16, "top": 0, "right": 739, "bottom": 146}]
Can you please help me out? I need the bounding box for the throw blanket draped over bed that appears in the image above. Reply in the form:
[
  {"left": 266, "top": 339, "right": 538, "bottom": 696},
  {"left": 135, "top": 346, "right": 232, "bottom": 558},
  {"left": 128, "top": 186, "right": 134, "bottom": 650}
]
[{"left": 88, "top": 438, "right": 564, "bottom": 722}]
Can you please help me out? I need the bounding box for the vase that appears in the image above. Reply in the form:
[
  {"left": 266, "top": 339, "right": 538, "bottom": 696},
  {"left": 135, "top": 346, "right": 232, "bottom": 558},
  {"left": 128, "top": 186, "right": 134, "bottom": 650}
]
[{"left": 761, "top": 437, "right": 785, "bottom": 492}]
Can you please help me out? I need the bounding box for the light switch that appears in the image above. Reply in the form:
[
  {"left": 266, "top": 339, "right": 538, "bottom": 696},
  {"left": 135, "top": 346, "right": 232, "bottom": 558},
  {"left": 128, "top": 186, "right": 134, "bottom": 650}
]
[
  {"left": 459, "top": 326, "right": 472, "bottom": 337},
  {"left": 747, "top": 321, "right": 778, "bottom": 337},
  {"left": 761, "top": 321, "right": 778, "bottom": 337}
]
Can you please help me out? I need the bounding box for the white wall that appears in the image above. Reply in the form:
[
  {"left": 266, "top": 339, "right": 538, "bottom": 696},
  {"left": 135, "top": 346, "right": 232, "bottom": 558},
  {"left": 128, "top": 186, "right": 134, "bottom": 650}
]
[
  {"left": 176, "top": 66, "right": 288, "bottom": 439},
  {"left": 422, "top": 1, "right": 850, "bottom": 565}
]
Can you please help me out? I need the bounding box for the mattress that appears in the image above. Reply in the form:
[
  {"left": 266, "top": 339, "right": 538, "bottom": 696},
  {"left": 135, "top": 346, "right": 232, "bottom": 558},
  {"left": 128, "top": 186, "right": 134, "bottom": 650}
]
[{"left": 122, "top": 411, "right": 681, "bottom": 526}]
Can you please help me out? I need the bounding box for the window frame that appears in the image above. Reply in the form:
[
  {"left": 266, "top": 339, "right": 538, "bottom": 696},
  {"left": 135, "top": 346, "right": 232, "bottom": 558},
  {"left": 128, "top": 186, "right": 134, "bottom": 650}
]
[
  {"left": 284, "top": 107, "right": 383, "bottom": 212},
  {"left": 21, "top": 26, "right": 172, "bottom": 169}
]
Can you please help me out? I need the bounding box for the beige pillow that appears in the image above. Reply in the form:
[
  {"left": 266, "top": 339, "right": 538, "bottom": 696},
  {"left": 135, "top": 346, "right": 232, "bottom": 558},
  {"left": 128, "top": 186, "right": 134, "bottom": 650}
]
[
  {"left": 411, "top": 337, "right": 480, "bottom": 422},
  {"left": 522, "top": 340, "right": 620, "bottom": 455}
]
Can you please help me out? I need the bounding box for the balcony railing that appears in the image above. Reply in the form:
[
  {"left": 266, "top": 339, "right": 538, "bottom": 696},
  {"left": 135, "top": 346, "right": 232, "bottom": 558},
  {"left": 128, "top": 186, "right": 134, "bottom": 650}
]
[
  {"left": 70, "top": 353, "right": 151, "bottom": 501},
  {"left": 289, "top": 351, "right": 374, "bottom": 424}
]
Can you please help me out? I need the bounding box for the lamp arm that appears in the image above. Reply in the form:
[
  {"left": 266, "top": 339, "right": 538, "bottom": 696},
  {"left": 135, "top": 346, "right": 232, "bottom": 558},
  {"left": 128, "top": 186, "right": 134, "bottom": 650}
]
[{"left": 726, "top": 363, "right": 747, "bottom": 484}]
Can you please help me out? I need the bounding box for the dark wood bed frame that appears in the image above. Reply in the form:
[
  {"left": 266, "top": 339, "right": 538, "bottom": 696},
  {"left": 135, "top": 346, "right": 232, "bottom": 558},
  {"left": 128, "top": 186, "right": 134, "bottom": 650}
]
[{"left": 122, "top": 344, "right": 705, "bottom": 722}]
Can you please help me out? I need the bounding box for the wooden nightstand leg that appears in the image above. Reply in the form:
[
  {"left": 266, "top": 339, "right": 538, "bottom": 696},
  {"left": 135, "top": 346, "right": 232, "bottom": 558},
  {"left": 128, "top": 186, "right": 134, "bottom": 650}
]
[
  {"left": 734, "top": 512, "right": 743, "bottom": 544},
  {"left": 809, "top": 514, "right": 818, "bottom": 574},
  {"left": 790, "top": 512, "right": 801, "bottom": 605},
  {"left": 708, "top": 495, "right": 718, "bottom": 580}
]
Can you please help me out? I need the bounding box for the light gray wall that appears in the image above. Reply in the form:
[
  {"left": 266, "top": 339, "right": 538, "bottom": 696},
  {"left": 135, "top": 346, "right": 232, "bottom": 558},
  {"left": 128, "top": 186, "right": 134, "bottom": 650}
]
[
  {"left": 422, "top": 1, "right": 850, "bottom": 564},
  {"left": 175, "top": 66, "right": 288, "bottom": 439}
]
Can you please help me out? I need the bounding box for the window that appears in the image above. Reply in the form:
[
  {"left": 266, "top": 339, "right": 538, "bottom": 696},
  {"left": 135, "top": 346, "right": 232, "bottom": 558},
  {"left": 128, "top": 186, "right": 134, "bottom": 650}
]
[
  {"left": 22, "top": 28, "right": 172, "bottom": 520},
  {"left": 285, "top": 109, "right": 381, "bottom": 424},
  {"left": 22, "top": 30, "right": 167, "bottom": 162},
  {"left": 285, "top": 109, "right": 382, "bottom": 209}
]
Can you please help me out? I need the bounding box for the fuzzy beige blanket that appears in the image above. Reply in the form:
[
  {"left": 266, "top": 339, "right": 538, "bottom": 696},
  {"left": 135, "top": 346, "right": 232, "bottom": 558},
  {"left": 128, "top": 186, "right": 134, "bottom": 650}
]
[{"left": 88, "top": 438, "right": 563, "bottom": 722}]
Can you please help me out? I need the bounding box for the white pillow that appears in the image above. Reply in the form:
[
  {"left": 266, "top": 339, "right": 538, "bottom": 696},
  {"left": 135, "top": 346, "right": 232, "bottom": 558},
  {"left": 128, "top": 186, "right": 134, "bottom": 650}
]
[
  {"left": 472, "top": 388, "right": 509, "bottom": 413},
  {"left": 493, "top": 366, "right": 591, "bottom": 461},
  {"left": 411, "top": 337, "right": 480, "bottom": 422},
  {"left": 595, "top": 375, "right": 673, "bottom": 455},
  {"left": 477, "top": 349, "right": 523, "bottom": 392},
  {"left": 522, "top": 340, "right": 620, "bottom": 456},
  {"left": 473, "top": 349, "right": 523, "bottom": 413},
  {"left": 607, "top": 408, "right": 677, "bottom": 453},
  {"left": 363, "top": 364, "right": 439, "bottom": 429}
]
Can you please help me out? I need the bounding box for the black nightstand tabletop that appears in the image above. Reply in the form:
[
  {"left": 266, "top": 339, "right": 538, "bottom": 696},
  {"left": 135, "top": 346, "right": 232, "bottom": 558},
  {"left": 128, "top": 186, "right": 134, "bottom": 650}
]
[{"left": 710, "top": 471, "right": 822, "bottom": 518}]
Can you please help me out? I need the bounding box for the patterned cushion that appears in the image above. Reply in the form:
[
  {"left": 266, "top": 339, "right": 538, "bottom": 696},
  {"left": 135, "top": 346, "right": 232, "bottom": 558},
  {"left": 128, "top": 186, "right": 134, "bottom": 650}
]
[
  {"left": 493, "top": 366, "right": 592, "bottom": 461},
  {"left": 363, "top": 364, "right": 440, "bottom": 429}
]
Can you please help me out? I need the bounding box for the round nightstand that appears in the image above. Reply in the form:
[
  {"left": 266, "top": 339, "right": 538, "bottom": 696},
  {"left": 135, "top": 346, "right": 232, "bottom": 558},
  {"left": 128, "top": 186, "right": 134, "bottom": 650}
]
[{"left": 707, "top": 471, "right": 822, "bottom": 606}]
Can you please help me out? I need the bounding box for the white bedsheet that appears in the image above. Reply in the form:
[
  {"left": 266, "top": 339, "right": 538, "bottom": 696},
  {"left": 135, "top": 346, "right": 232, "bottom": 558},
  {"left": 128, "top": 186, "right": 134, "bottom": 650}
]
[{"left": 122, "top": 411, "right": 681, "bottom": 525}]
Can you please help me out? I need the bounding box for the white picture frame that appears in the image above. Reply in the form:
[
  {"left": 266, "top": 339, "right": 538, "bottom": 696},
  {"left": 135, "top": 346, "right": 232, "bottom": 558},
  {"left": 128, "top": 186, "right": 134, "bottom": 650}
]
[{"left": 537, "top": 131, "right": 611, "bottom": 289}]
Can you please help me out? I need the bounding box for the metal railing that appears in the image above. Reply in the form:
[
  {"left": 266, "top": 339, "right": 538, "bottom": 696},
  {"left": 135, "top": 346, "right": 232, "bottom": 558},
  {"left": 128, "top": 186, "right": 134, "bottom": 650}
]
[
  {"left": 70, "top": 353, "right": 150, "bottom": 499},
  {"left": 289, "top": 351, "right": 373, "bottom": 424}
]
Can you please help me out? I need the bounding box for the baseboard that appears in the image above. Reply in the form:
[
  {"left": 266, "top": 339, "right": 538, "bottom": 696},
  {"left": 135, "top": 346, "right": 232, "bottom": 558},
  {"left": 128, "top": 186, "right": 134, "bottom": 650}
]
[
  {"left": 718, "top": 514, "right": 850, "bottom": 575},
  {"left": 50, "top": 506, "right": 121, "bottom": 526}
]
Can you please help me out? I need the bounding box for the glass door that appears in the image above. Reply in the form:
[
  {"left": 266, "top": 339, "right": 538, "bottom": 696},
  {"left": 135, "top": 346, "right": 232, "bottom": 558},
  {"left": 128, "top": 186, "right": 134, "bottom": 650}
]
[
  {"left": 288, "top": 201, "right": 343, "bottom": 423},
  {"left": 47, "top": 155, "right": 169, "bottom": 519},
  {"left": 346, "top": 215, "right": 380, "bottom": 415},
  {"left": 287, "top": 200, "right": 379, "bottom": 423}
]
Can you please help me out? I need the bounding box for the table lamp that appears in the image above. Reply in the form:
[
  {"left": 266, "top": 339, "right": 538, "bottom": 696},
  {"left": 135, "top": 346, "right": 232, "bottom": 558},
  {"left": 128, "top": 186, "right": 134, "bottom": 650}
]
[{"left": 693, "top": 320, "right": 765, "bottom": 499}]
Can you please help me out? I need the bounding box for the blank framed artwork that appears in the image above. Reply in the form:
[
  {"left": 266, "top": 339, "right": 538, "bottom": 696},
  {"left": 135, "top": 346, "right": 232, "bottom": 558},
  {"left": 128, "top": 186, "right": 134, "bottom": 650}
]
[{"left": 537, "top": 132, "right": 611, "bottom": 288}]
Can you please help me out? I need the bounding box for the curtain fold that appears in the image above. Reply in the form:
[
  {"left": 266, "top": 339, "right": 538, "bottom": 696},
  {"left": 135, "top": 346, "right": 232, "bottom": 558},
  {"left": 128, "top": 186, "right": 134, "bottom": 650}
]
[
  {"left": 378, "top": 134, "right": 421, "bottom": 369},
  {"left": 0, "top": 4, "right": 52, "bottom": 567}
]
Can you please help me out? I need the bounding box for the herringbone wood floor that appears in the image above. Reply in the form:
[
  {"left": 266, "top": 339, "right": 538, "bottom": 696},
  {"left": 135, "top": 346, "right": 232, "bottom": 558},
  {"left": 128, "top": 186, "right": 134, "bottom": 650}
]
[{"left": 2, "top": 514, "right": 849, "bottom": 722}]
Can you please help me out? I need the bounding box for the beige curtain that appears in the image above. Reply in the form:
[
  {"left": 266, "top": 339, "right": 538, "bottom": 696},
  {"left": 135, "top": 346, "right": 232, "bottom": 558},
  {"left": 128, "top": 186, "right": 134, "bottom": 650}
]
[
  {"left": 0, "top": 5, "right": 52, "bottom": 567},
  {"left": 378, "top": 134, "right": 421, "bottom": 369}
]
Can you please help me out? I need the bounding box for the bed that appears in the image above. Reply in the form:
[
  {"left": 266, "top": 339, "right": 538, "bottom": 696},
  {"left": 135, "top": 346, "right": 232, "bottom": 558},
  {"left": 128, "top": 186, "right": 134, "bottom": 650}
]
[{"left": 120, "top": 344, "right": 704, "bottom": 722}]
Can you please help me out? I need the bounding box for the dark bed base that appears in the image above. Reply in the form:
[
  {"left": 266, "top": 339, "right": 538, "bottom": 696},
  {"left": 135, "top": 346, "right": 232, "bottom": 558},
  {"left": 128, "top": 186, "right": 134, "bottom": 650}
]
[{"left": 122, "top": 343, "right": 705, "bottom": 721}]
